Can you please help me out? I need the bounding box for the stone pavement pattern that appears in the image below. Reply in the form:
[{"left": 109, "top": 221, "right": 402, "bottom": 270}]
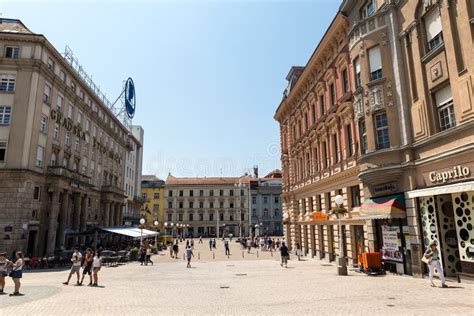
[{"left": 1, "top": 239, "right": 473, "bottom": 315}]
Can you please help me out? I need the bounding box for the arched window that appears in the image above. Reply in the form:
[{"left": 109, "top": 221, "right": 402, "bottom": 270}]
[
  {"left": 50, "top": 152, "right": 57, "bottom": 166},
  {"left": 274, "top": 209, "right": 279, "bottom": 217},
  {"left": 263, "top": 209, "right": 269, "bottom": 217}
]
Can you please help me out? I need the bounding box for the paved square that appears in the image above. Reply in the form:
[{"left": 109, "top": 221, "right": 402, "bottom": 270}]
[{"left": 1, "top": 239, "right": 473, "bottom": 315}]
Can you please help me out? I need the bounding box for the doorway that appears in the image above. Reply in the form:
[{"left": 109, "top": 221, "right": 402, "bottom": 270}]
[{"left": 27, "top": 230, "right": 37, "bottom": 256}]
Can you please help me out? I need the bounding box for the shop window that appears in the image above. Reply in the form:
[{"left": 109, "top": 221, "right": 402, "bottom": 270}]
[
  {"left": 424, "top": 7, "right": 443, "bottom": 52},
  {"left": 435, "top": 85, "right": 456, "bottom": 131},
  {"left": 368, "top": 46, "right": 383, "bottom": 81},
  {"left": 0, "top": 142, "right": 6, "bottom": 162},
  {"left": 374, "top": 112, "right": 390, "bottom": 150},
  {"left": 350, "top": 186, "right": 361, "bottom": 207}
]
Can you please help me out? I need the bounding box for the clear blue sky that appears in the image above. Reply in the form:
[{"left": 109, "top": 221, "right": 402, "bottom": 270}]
[{"left": 3, "top": 0, "right": 341, "bottom": 179}]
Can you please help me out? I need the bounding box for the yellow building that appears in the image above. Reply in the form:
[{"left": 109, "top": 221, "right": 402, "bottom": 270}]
[{"left": 141, "top": 177, "right": 165, "bottom": 229}]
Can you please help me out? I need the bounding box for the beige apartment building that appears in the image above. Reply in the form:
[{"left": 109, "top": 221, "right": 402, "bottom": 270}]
[
  {"left": 275, "top": 13, "right": 367, "bottom": 266},
  {"left": 0, "top": 19, "right": 132, "bottom": 256}
]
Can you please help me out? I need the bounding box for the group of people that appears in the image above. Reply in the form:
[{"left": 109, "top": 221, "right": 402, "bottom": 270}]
[
  {"left": 0, "top": 251, "right": 25, "bottom": 296},
  {"left": 139, "top": 242, "right": 154, "bottom": 266},
  {"left": 62, "top": 247, "right": 102, "bottom": 287}
]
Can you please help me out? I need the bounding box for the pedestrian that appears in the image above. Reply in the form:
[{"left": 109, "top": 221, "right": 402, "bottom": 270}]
[
  {"left": 209, "top": 239, "right": 213, "bottom": 251},
  {"left": 0, "top": 251, "right": 11, "bottom": 294},
  {"left": 280, "top": 242, "right": 289, "bottom": 268},
  {"left": 92, "top": 250, "right": 102, "bottom": 287},
  {"left": 79, "top": 248, "right": 93, "bottom": 286},
  {"left": 212, "top": 239, "right": 216, "bottom": 249},
  {"left": 191, "top": 239, "right": 194, "bottom": 249},
  {"left": 247, "top": 238, "right": 252, "bottom": 253},
  {"left": 63, "top": 247, "right": 82, "bottom": 285},
  {"left": 425, "top": 241, "right": 448, "bottom": 288},
  {"left": 224, "top": 239, "right": 230, "bottom": 256},
  {"left": 268, "top": 238, "right": 273, "bottom": 252},
  {"left": 139, "top": 245, "right": 146, "bottom": 265},
  {"left": 146, "top": 245, "right": 154, "bottom": 265},
  {"left": 170, "top": 243, "right": 174, "bottom": 258},
  {"left": 173, "top": 242, "right": 179, "bottom": 259},
  {"left": 296, "top": 242, "right": 302, "bottom": 261},
  {"left": 199, "top": 236, "right": 203, "bottom": 244},
  {"left": 8, "top": 251, "right": 24, "bottom": 296},
  {"left": 260, "top": 238, "right": 265, "bottom": 250},
  {"left": 186, "top": 246, "right": 194, "bottom": 268}
]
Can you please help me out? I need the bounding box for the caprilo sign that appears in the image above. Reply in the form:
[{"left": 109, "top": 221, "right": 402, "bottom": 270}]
[{"left": 428, "top": 165, "right": 471, "bottom": 184}]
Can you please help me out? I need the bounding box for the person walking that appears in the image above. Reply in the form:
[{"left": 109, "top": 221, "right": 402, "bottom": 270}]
[
  {"left": 224, "top": 239, "right": 230, "bottom": 256},
  {"left": 186, "top": 246, "right": 194, "bottom": 268},
  {"left": 209, "top": 239, "right": 213, "bottom": 251},
  {"left": 212, "top": 239, "right": 216, "bottom": 249},
  {"left": 146, "top": 245, "right": 154, "bottom": 265},
  {"left": 280, "top": 242, "right": 289, "bottom": 268},
  {"left": 79, "top": 248, "right": 93, "bottom": 286},
  {"left": 63, "top": 247, "right": 82, "bottom": 285},
  {"left": 92, "top": 250, "right": 102, "bottom": 287},
  {"left": 173, "top": 242, "right": 179, "bottom": 259},
  {"left": 170, "top": 243, "right": 174, "bottom": 258},
  {"left": 0, "top": 251, "right": 11, "bottom": 294},
  {"left": 191, "top": 239, "right": 194, "bottom": 250},
  {"left": 425, "top": 241, "right": 448, "bottom": 288},
  {"left": 247, "top": 238, "right": 252, "bottom": 254},
  {"left": 199, "top": 236, "right": 203, "bottom": 244},
  {"left": 139, "top": 245, "right": 146, "bottom": 265},
  {"left": 296, "top": 242, "right": 302, "bottom": 261},
  {"left": 9, "top": 251, "right": 25, "bottom": 296}
]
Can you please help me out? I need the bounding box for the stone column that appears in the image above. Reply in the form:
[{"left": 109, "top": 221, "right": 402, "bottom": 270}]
[
  {"left": 119, "top": 204, "right": 124, "bottom": 227},
  {"left": 116, "top": 203, "right": 122, "bottom": 226},
  {"left": 46, "top": 191, "right": 61, "bottom": 256},
  {"left": 56, "top": 191, "right": 69, "bottom": 249},
  {"left": 104, "top": 202, "right": 111, "bottom": 228},
  {"left": 72, "top": 194, "right": 82, "bottom": 231}
]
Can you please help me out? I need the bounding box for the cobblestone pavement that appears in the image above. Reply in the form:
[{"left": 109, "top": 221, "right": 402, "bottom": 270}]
[{"left": 1, "top": 239, "right": 473, "bottom": 315}]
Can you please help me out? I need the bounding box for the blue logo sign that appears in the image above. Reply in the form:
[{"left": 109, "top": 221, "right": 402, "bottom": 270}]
[{"left": 125, "top": 77, "right": 136, "bottom": 119}]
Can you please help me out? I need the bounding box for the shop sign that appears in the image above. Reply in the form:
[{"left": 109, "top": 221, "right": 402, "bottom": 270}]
[
  {"left": 427, "top": 165, "right": 471, "bottom": 184},
  {"left": 312, "top": 212, "right": 327, "bottom": 221},
  {"left": 50, "top": 109, "right": 87, "bottom": 141},
  {"left": 381, "top": 226, "right": 403, "bottom": 262},
  {"left": 373, "top": 182, "right": 398, "bottom": 195},
  {"left": 4, "top": 225, "right": 12, "bottom": 232}
]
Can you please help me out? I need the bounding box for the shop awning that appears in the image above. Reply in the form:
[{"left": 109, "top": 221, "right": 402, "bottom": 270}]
[
  {"left": 100, "top": 227, "right": 159, "bottom": 239},
  {"left": 360, "top": 194, "right": 406, "bottom": 219}
]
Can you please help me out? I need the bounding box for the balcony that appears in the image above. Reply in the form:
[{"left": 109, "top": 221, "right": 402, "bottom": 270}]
[
  {"left": 48, "top": 166, "right": 91, "bottom": 185},
  {"left": 133, "top": 195, "right": 148, "bottom": 204},
  {"left": 101, "top": 185, "right": 125, "bottom": 196}
]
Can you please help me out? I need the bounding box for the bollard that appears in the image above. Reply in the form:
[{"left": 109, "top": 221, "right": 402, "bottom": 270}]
[
  {"left": 198, "top": 252, "right": 200, "bottom": 260},
  {"left": 257, "top": 251, "right": 259, "bottom": 258},
  {"left": 213, "top": 252, "right": 215, "bottom": 260},
  {"left": 242, "top": 251, "right": 244, "bottom": 258}
]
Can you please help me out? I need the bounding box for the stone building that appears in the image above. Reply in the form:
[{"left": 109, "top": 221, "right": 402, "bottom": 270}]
[
  {"left": 141, "top": 177, "right": 166, "bottom": 228},
  {"left": 0, "top": 19, "right": 132, "bottom": 256},
  {"left": 274, "top": 12, "right": 367, "bottom": 266}
]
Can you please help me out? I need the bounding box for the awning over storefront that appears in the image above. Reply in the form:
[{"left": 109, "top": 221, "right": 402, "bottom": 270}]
[
  {"left": 360, "top": 194, "right": 406, "bottom": 219},
  {"left": 405, "top": 181, "right": 474, "bottom": 198},
  {"left": 100, "top": 227, "right": 159, "bottom": 239}
]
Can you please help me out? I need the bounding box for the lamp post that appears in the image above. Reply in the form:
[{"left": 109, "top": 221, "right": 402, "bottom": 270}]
[
  {"left": 139, "top": 218, "right": 146, "bottom": 247},
  {"left": 334, "top": 194, "right": 348, "bottom": 276},
  {"left": 154, "top": 220, "right": 159, "bottom": 249},
  {"left": 222, "top": 224, "right": 226, "bottom": 239}
]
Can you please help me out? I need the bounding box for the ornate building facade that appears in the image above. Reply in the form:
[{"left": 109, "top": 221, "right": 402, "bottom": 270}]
[{"left": 0, "top": 19, "right": 133, "bottom": 256}]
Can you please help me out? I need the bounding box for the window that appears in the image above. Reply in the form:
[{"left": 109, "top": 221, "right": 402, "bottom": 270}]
[
  {"left": 47, "top": 57, "right": 55, "bottom": 70},
  {"left": 230, "top": 202, "right": 234, "bottom": 208},
  {"left": 319, "top": 94, "right": 325, "bottom": 116},
  {"left": 219, "top": 213, "right": 224, "bottom": 221},
  {"left": 65, "top": 132, "right": 70, "bottom": 146},
  {"left": 189, "top": 213, "right": 194, "bottom": 221},
  {"left": 179, "top": 202, "right": 183, "bottom": 209},
  {"left": 322, "top": 141, "right": 328, "bottom": 169},
  {"left": 354, "top": 58, "right": 361, "bottom": 88},
  {"left": 210, "top": 202, "right": 214, "bottom": 208},
  {"left": 312, "top": 103, "right": 317, "bottom": 125},
  {"left": 326, "top": 192, "right": 332, "bottom": 211},
  {"left": 0, "top": 106, "right": 11, "bottom": 125},
  {"left": 169, "top": 190, "right": 173, "bottom": 197},
  {"left": 329, "top": 83, "right": 336, "bottom": 107},
  {"left": 230, "top": 190, "right": 234, "bottom": 197},
  {"left": 5, "top": 46, "right": 19, "bottom": 59},
  {"left": 274, "top": 196, "right": 279, "bottom": 203},
  {"left": 374, "top": 112, "right": 390, "bottom": 149},
  {"left": 167, "top": 213, "right": 172, "bottom": 222},
  {"left": 220, "top": 190, "right": 224, "bottom": 196},
  {"left": 33, "top": 186, "right": 41, "bottom": 200},
  {"left": 425, "top": 8, "right": 443, "bottom": 51},
  {"left": 79, "top": 90, "right": 85, "bottom": 100},
  {"left": 56, "top": 95, "right": 64, "bottom": 111},
  {"left": 59, "top": 70, "right": 66, "bottom": 82},
  {"left": 39, "top": 115, "right": 48, "bottom": 133},
  {"left": 210, "top": 190, "right": 214, "bottom": 197},
  {"left": 178, "top": 214, "right": 183, "bottom": 221},
  {"left": 304, "top": 112, "right": 309, "bottom": 131},
  {"left": 263, "top": 196, "right": 268, "bottom": 204},
  {"left": 435, "top": 85, "right": 456, "bottom": 131},
  {"left": 220, "top": 202, "right": 224, "bottom": 208},
  {"left": 361, "top": 0, "right": 376, "bottom": 18},
  {"left": 342, "top": 68, "right": 350, "bottom": 93},
  {"left": 142, "top": 193, "right": 147, "bottom": 199},
  {"left": 240, "top": 189, "right": 244, "bottom": 196},
  {"left": 230, "top": 214, "right": 234, "bottom": 221},
  {"left": 350, "top": 186, "right": 361, "bottom": 207},
  {"left": 252, "top": 196, "right": 257, "bottom": 204},
  {"left": 68, "top": 104, "right": 74, "bottom": 119},
  {"left": 179, "top": 190, "right": 183, "bottom": 197},
  {"left": 154, "top": 192, "right": 160, "bottom": 199},
  {"left": 368, "top": 46, "right": 383, "bottom": 81},
  {"left": 43, "top": 85, "right": 51, "bottom": 104},
  {"left": 252, "top": 209, "right": 257, "bottom": 216},
  {"left": 36, "top": 146, "right": 44, "bottom": 167},
  {"left": 190, "top": 190, "right": 194, "bottom": 197},
  {"left": 263, "top": 209, "right": 269, "bottom": 217},
  {"left": 347, "top": 125, "right": 354, "bottom": 156},
  {"left": 359, "top": 120, "right": 367, "bottom": 154},
  {"left": 0, "top": 142, "right": 6, "bottom": 162},
  {"left": 168, "top": 202, "right": 172, "bottom": 209},
  {"left": 199, "top": 202, "right": 203, "bottom": 208},
  {"left": 77, "top": 112, "right": 82, "bottom": 125},
  {"left": 333, "top": 134, "right": 340, "bottom": 162},
  {"left": 152, "top": 204, "right": 159, "bottom": 211},
  {"left": 274, "top": 209, "right": 279, "bottom": 217},
  {"left": 75, "top": 138, "right": 80, "bottom": 151},
  {"left": 0, "top": 74, "right": 16, "bottom": 92}
]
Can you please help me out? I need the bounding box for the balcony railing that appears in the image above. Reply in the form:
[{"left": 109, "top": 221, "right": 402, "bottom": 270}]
[{"left": 48, "top": 166, "right": 91, "bottom": 185}]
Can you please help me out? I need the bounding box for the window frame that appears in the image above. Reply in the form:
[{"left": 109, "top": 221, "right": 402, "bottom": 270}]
[
  {"left": 0, "top": 106, "right": 12, "bottom": 125},
  {"left": 374, "top": 112, "right": 390, "bottom": 150},
  {"left": 5, "top": 46, "right": 20, "bottom": 59},
  {"left": 0, "top": 74, "right": 16, "bottom": 92}
]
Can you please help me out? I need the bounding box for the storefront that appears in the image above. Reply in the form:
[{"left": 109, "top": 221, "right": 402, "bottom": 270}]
[
  {"left": 360, "top": 194, "right": 412, "bottom": 275},
  {"left": 406, "top": 179, "right": 474, "bottom": 282}
]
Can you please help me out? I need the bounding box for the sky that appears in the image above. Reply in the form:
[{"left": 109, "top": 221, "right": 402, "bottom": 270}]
[{"left": 1, "top": 0, "right": 341, "bottom": 179}]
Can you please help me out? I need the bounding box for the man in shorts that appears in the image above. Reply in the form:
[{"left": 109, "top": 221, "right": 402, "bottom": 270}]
[{"left": 63, "top": 247, "right": 82, "bottom": 285}]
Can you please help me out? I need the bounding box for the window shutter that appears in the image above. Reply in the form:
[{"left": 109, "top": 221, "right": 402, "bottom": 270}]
[
  {"left": 425, "top": 8, "right": 442, "bottom": 41},
  {"left": 435, "top": 85, "right": 452, "bottom": 107},
  {"left": 368, "top": 46, "right": 382, "bottom": 72}
]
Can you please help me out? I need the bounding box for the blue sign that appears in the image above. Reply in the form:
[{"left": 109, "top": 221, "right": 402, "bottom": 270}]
[{"left": 125, "top": 77, "right": 136, "bottom": 119}]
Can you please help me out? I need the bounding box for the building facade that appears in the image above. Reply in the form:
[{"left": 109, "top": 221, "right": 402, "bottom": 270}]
[
  {"left": 141, "top": 177, "right": 165, "bottom": 228},
  {"left": 123, "top": 125, "right": 145, "bottom": 226},
  {"left": 275, "top": 12, "right": 367, "bottom": 266},
  {"left": 276, "top": 0, "right": 473, "bottom": 281},
  {"left": 0, "top": 19, "right": 132, "bottom": 256}
]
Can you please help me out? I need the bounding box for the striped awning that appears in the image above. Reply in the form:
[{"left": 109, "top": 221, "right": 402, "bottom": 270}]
[{"left": 360, "top": 194, "right": 406, "bottom": 219}]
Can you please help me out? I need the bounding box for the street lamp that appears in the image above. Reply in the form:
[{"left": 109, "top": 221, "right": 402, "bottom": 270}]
[
  {"left": 222, "top": 223, "right": 226, "bottom": 239},
  {"left": 139, "top": 218, "right": 146, "bottom": 247},
  {"left": 334, "top": 194, "right": 348, "bottom": 276},
  {"left": 153, "top": 220, "right": 159, "bottom": 248}
]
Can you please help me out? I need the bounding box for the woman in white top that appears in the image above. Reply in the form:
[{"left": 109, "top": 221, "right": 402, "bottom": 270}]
[
  {"left": 92, "top": 250, "right": 102, "bottom": 287},
  {"left": 0, "top": 251, "right": 11, "bottom": 294},
  {"left": 9, "top": 251, "right": 25, "bottom": 296}
]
